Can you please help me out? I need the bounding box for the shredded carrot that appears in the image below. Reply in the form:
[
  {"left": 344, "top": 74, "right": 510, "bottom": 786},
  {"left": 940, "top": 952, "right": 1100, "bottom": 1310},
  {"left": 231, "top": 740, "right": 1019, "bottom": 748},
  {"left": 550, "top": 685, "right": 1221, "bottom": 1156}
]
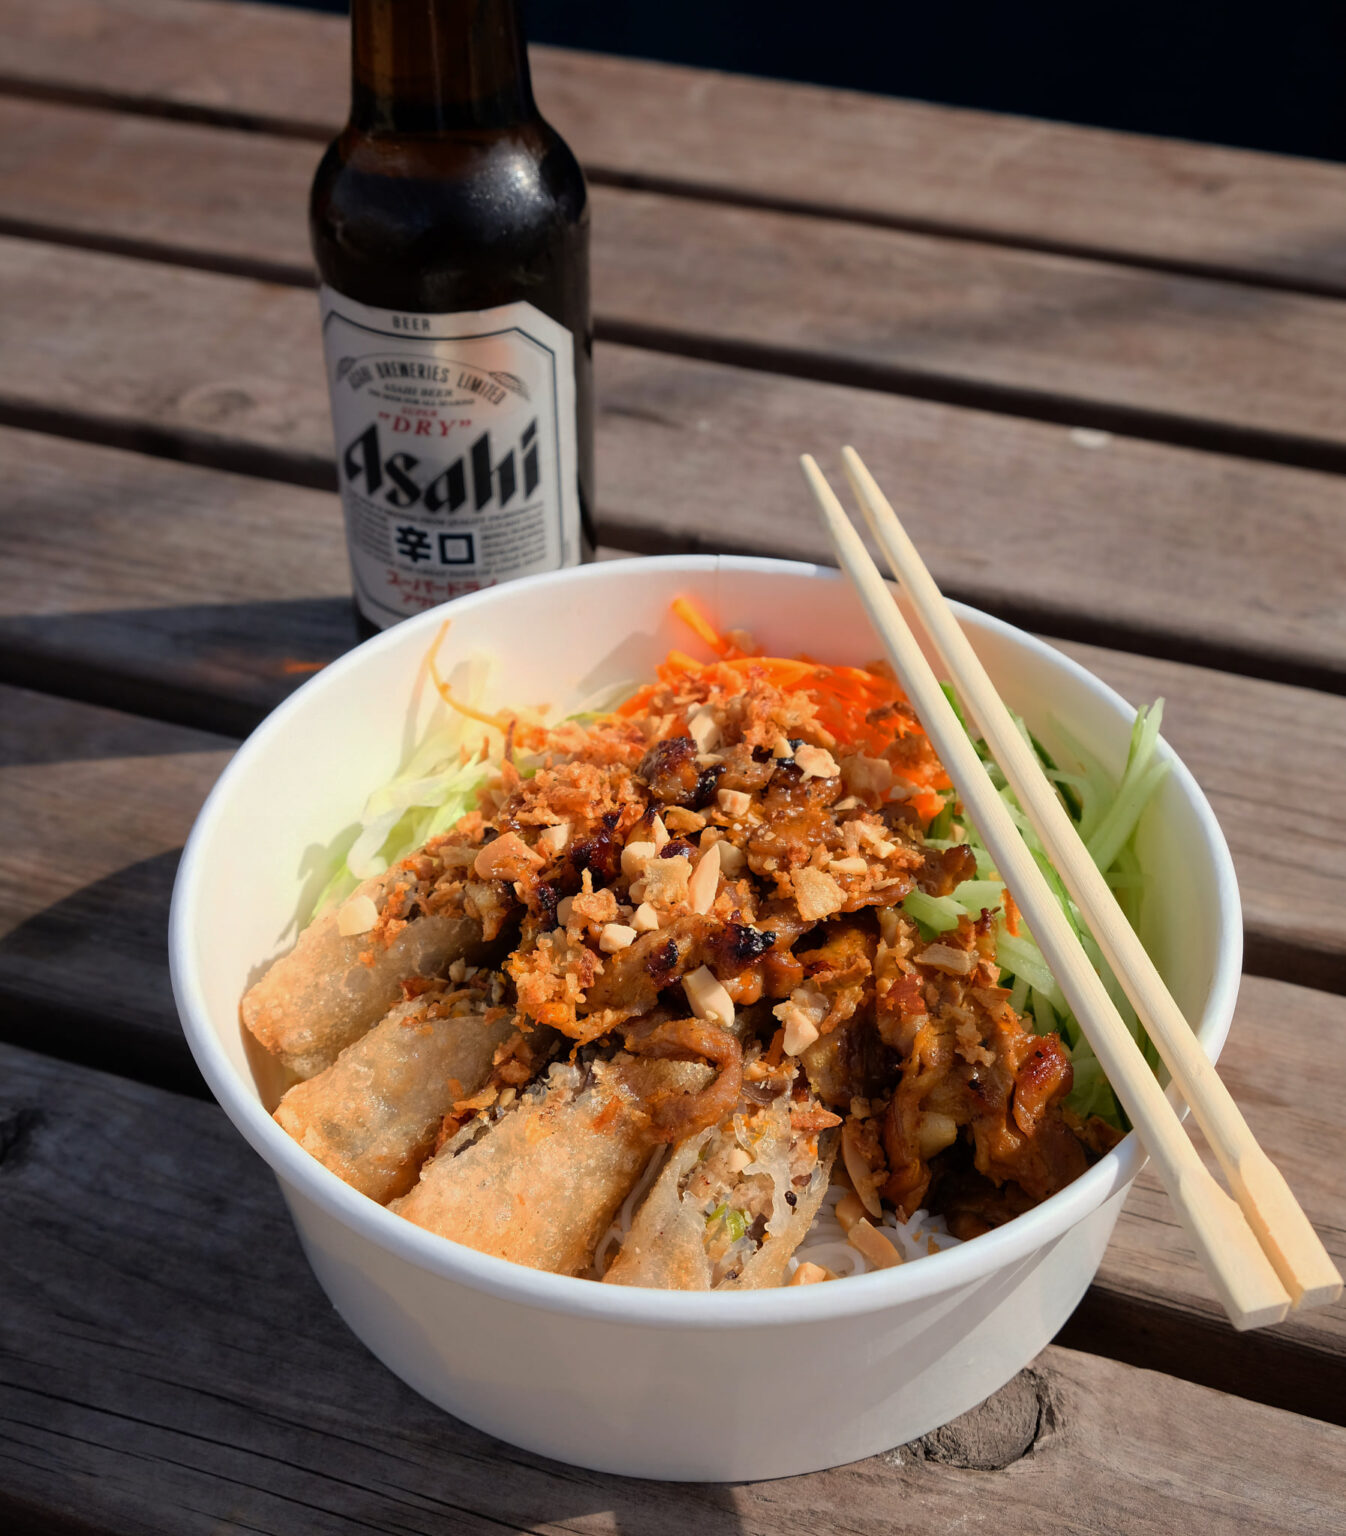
[
  {"left": 671, "top": 595, "right": 733, "bottom": 657},
  {"left": 725, "top": 655, "right": 815, "bottom": 688},
  {"left": 615, "top": 682, "right": 662, "bottom": 718},
  {"left": 428, "top": 619, "right": 515, "bottom": 732},
  {"left": 1002, "top": 888, "right": 1021, "bottom": 937},
  {"left": 660, "top": 649, "right": 705, "bottom": 678},
  {"left": 609, "top": 598, "right": 963, "bottom": 793},
  {"left": 909, "top": 788, "right": 946, "bottom": 824},
  {"left": 280, "top": 658, "right": 325, "bottom": 676}
]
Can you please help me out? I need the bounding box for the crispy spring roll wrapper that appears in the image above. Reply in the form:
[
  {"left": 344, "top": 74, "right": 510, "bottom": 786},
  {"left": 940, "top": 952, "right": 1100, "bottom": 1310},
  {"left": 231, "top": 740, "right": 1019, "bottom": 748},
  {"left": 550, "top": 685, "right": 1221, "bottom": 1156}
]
[
  {"left": 392, "top": 1054, "right": 711, "bottom": 1276},
  {"left": 272, "top": 981, "right": 519, "bottom": 1204},
  {"left": 603, "top": 1086, "right": 838, "bottom": 1291},
  {"left": 242, "top": 863, "right": 488, "bottom": 1080}
]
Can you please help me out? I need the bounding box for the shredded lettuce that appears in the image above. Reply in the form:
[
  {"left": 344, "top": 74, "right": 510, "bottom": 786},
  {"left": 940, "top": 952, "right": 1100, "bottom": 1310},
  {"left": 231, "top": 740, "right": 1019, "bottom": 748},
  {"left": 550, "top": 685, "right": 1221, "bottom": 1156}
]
[
  {"left": 305, "top": 654, "right": 511, "bottom": 921},
  {"left": 303, "top": 652, "right": 639, "bottom": 925},
  {"left": 901, "top": 696, "right": 1170, "bottom": 1128}
]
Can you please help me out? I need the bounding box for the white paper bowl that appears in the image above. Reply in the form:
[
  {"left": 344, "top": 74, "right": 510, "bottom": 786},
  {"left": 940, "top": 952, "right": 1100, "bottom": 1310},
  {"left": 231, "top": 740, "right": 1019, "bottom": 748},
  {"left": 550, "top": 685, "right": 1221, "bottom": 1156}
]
[{"left": 170, "top": 555, "right": 1241, "bottom": 1482}]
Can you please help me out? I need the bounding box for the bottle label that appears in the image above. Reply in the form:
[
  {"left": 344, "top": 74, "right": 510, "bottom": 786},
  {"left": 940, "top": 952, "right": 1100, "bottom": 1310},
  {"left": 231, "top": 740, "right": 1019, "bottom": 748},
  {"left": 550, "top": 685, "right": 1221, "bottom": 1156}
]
[{"left": 318, "top": 287, "right": 580, "bottom": 627}]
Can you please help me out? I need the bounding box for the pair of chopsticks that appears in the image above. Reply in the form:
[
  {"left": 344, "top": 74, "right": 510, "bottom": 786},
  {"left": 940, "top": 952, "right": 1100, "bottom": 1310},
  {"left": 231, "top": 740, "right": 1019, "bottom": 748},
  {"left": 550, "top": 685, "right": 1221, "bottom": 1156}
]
[{"left": 801, "top": 448, "right": 1341, "bottom": 1331}]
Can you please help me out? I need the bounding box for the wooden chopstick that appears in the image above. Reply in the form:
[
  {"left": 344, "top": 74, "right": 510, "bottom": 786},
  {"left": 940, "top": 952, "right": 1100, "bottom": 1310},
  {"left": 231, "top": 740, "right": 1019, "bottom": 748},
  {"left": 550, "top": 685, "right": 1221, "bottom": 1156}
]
[
  {"left": 838, "top": 446, "right": 1342, "bottom": 1314},
  {"left": 799, "top": 453, "right": 1293, "bottom": 1331}
]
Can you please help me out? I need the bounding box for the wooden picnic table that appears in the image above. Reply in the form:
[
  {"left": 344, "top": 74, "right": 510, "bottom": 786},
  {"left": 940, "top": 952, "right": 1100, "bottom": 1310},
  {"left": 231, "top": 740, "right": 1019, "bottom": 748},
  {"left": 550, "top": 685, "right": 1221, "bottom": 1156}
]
[{"left": 1, "top": 0, "right": 1344, "bottom": 1529}]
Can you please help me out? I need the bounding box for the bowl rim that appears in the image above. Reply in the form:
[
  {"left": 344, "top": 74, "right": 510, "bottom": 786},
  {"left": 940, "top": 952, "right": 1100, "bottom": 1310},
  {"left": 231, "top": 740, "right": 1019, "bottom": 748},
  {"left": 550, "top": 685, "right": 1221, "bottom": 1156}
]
[{"left": 169, "top": 554, "right": 1242, "bottom": 1330}]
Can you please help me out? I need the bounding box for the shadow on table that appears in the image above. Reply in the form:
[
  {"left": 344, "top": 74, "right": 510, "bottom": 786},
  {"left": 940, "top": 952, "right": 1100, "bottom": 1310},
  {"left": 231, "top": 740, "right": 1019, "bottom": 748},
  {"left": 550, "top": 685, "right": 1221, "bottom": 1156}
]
[
  {"left": 1, "top": 691, "right": 235, "bottom": 767},
  {"left": 0, "top": 848, "right": 200, "bottom": 1093},
  {"left": 0, "top": 594, "right": 357, "bottom": 738}
]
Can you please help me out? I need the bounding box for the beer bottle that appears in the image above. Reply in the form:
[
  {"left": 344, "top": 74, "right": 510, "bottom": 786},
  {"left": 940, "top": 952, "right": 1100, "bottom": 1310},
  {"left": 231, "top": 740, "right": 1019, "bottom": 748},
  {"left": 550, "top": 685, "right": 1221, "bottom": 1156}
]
[{"left": 311, "top": 0, "right": 594, "bottom": 633}]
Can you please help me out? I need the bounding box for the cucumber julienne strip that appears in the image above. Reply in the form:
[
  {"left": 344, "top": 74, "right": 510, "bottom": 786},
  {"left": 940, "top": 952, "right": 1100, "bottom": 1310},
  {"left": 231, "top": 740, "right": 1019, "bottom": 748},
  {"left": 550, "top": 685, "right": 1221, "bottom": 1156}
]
[{"left": 901, "top": 695, "right": 1169, "bottom": 1127}]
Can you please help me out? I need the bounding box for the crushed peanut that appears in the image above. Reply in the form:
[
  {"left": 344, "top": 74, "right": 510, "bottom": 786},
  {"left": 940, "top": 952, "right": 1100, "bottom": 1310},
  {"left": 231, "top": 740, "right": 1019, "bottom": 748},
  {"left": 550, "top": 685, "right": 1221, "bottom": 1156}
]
[
  {"left": 688, "top": 840, "right": 722, "bottom": 915},
  {"left": 642, "top": 853, "right": 693, "bottom": 909},
  {"left": 775, "top": 983, "right": 828, "bottom": 1056},
  {"left": 663, "top": 806, "right": 706, "bottom": 834},
  {"left": 847, "top": 1218, "right": 902, "bottom": 1269},
  {"left": 688, "top": 707, "right": 722, "bottom": 754},
  {"left": 789, "top": 1262, "right": 835, "bottom": 1286},
  {"left": 535, "top": 821, "right": 570, "bottom": 856},
  {"left": 337, "top": 893, "right": 379, "bottom": 937},
  {"left": 828, "top": 855, "right": 868, "bottom": 876},
  {"left": 853, "top": 822, "right": 896, "bottom": 858},
  {"left": 631, "top": 902, "right": 661, "bottom": 933},
  {"left": 716, "top": 840, "right": 747, "bottom": 876},
  {"left": 835, "top": 1190, "right": 867, "bottom": 1232},
  {"left": 794, "top": 743, "right": 839, "bottom": 780},
  {"left": 620, "top": 840, "right": 657, "bottom": 879},
  {"left": 917, "top": 1111, "right": 960, "bottom": 1159},
  {"left": 682, "top": 965, "right": 735, "bottom": 1029},
  {"left": 473, "top": 830, "right": 544, "bottom": 882},
  {"left": 716, "top": 787, "right": 752, "bottom": 817},
  {"left": 779, "top": 1007, "right": 820, "bottom": 1057},
  {"left": 599, "top": 922, "right": 638, "bottom": 953}
]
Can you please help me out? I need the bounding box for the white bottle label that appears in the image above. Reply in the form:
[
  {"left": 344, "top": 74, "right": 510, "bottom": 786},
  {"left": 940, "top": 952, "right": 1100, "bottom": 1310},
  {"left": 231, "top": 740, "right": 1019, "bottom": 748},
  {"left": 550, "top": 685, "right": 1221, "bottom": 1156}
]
[{"left": 318, "top": 287, "right": 581, "bottom": 627}]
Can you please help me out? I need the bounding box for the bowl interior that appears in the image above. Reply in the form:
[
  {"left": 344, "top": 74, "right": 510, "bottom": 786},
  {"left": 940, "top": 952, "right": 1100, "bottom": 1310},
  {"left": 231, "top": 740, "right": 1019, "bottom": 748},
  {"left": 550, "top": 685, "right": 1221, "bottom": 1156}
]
[{"left": 174, "top": 556, "right": 1240, "bottom": 1313}]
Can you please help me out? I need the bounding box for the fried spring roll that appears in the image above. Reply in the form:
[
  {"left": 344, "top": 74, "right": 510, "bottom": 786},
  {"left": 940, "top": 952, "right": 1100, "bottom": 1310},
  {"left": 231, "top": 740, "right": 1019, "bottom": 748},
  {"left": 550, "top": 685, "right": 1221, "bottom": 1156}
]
[
  {"left": 273, "top": 981, "right": 518, "bottom": 1203},
  {"left": 603, "top": 1077, "right": 838, "bottom": 1290},
  {"left": 392, "top": 1054, "right": 710, "bottom": 1276},
  {"left": 242, "top": 864, "right": 485, "bottom": 1079}
]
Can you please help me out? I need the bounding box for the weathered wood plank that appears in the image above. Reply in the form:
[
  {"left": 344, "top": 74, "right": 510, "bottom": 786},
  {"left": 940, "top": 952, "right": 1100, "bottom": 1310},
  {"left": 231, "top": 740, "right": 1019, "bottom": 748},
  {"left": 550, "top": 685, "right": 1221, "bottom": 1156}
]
[
  {"left": 6, "top": 106, "right": 1346, "bottom": 469},
  {"left": 1064, "top": 973, "right": 1346, "bottom": 1424},
  {"left": 4, "top": 0, "right": 1346, "bottom": 296},
  {"left": 0, "top": 430, "right": 353, "bottom": 735},
  {"left": 596, "top": 350, "right": 1346, "bottom": 693},
  {"left": 3, "top": 247, "right": 1346, "bottom": 694},
  {"left": 1, "top": 1040, "right": 1342, "bottom": 1535},
  {"left": 594, "top": 193, "right": 1346, "bottom": 464},
  {"left": 1060, "top": 642, "right": 1346, "bottom": 991},
  {"left": 0, "top": 687, "right": 231, "bottom": 1087},
  {"left": 0, "top": 92, "right": 314, "bottom": 284}
]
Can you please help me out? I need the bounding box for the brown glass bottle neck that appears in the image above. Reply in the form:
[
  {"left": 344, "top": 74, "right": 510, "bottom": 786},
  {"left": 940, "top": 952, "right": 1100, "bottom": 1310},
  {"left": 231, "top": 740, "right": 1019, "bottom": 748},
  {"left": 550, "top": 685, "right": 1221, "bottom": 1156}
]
[{"left": 349, "top": 0, "right": 536, "bottom": 134}]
